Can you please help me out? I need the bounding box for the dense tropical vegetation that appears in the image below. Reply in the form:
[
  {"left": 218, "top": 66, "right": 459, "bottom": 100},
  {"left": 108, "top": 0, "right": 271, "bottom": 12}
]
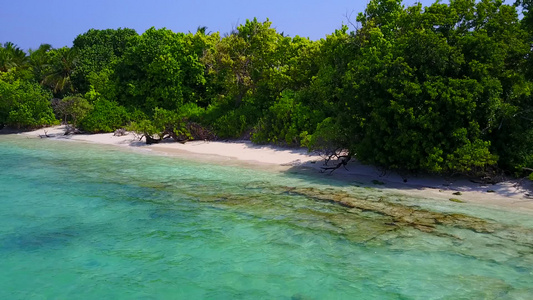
[{"left": 2, "top": 0, "right": 533, "bottom": 177}]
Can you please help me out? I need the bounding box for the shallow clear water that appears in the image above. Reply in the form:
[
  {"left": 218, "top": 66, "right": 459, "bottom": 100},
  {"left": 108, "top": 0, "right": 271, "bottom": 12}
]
[{"left": 0, "top": 135, "right": 532, "bottom": 299}]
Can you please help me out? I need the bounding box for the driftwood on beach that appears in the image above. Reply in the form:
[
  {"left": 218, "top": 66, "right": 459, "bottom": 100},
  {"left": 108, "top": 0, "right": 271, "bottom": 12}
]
[
  {"left": 321, "top": 154, "right": 353, "bottom": 174},
  {"left": 64, "top": 125, "right": 81, "bottom": 135},
  {"left": 39, "top": 130, "right": 50, "bottom": 138},
  {"left": 135, "top": 121, "right": 217, "bottom": 145},
  {"left": 113, "top": 128, "right": 127, "bottom": 136}
]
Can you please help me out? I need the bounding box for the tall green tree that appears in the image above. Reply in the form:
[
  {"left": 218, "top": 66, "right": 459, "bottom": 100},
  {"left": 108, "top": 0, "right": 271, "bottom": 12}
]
[
  {"left": 0, "top": 71, "right": 57, "bottom": 129},
  {"left": 115, "top": 27, "right": 205, "bottom": 113},
  {"left": 205, "top": 18, "right": 283, "bottom": 108},
  {"left": 0, "top": 42, "right": 28, "bottom": 72},
  {"left": 42, "top": 47, "right": 79, "bottom": 97},
  {"left": 72, "top": 28, "right": 137, "bottom": 94},
  {"left": 28, "top": 43, "right": 53, "bottom": 83},
  {"left": 290, "top": 26, "right": 359, "bottom": 151},
  {"left": 335, "top": 0, "right": 529, "bottom": 174}
]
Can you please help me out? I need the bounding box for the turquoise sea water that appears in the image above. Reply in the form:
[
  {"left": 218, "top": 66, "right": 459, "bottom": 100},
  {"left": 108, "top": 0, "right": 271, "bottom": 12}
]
[{"left": 0, "top": 135, "right": 532, "bottom": 299}]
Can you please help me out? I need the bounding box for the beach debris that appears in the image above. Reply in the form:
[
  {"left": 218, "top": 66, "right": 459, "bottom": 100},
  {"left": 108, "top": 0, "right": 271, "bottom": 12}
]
[
  {"left": 38, "top": 130, "right": 50, "bottom": 138},
  {"left": 113, "top": 128, "right": 127, "bottom": 136},
  {"left": 130, "top": 120, "right": 216, "bottom": 145},
  {"left": 64, "top": 125, "right": 81, "bottom": 135},
  {"left": 453, "top": 191, "right": 462, "bottom": 195},
  {"left": 320, "top": 153, "right": 352, "bottom": 174}
]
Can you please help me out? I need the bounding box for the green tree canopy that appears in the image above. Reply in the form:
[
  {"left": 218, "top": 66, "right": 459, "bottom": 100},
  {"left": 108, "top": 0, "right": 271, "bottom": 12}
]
[
  {"left": 115, "top": 27, "right": 205, "bottom": 113},
  {"left": 0, "top": 71, "right": 57, "bottom": 129},
  {"left": 72, "top": 28, "right": 138, "bottom": 94}
]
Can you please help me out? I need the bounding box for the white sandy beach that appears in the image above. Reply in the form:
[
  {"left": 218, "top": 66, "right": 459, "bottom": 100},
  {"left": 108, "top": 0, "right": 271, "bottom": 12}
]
[{"left": 18, "top": 126, "right": 533, "bottom": 213}]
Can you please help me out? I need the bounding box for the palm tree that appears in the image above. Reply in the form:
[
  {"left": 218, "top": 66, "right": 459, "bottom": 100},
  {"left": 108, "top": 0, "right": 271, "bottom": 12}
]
[
  {"left": 196, "top": 26, "right": 211, "bottom": 35},
  {"left": 42, "top": 47, "right": 78, "bottom": 96},
  {"left": 0, "top": 42, "right": 29, "bottom": 72},
  {"left": 28, "top": 43, "right": 53, "bottom": 82}
]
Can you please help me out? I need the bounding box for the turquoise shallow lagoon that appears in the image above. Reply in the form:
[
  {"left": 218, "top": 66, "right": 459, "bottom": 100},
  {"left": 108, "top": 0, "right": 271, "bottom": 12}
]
[{"left": 1, "top": 135, "right": 532, "bottom": 299}]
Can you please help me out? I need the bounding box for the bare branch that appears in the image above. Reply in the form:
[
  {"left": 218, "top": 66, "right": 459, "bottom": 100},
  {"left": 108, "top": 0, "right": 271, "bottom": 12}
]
[
  {"left": 320, "top": 154, "right": 353, "bottom": 174},
  {"left": 39, "top": 130, "right": 50, "bottom": 138},
  {"left": 344, "top": 9, "right": 360, "bottom": 31}
]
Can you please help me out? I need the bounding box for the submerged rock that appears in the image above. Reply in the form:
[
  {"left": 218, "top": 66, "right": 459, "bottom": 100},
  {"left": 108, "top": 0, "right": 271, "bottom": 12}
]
[
  {"left": 449, "top": 198, "right": 465, "bottom": 203},
  {"left": 281, "top": 186, "right": 500, "bottom": 235},
  {"left": 172, "top": 180, "right": 533, "bottom": 255}
]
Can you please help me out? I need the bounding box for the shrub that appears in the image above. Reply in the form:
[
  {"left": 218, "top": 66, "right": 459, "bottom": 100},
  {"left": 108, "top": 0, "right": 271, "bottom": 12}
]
[
  {"left": 252, "top": 90, "right": 324, "bottom": 145},
  {"left": 53, "top": 96, "right": 93, "bottom": 127},
  {"left": 0, "top": 78, "right": 57, "bottom": 128},
  {"left": 79, "top": 98, "right": 129, "bottom": 133},
  {"left": 208, "top": 104, "right": 261, "bottom": 139}
]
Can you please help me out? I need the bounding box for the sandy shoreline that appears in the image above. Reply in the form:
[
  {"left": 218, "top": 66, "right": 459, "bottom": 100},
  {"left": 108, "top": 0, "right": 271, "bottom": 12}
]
[{"left": 12, "top": 125, "right": 533, "bottom": 214}]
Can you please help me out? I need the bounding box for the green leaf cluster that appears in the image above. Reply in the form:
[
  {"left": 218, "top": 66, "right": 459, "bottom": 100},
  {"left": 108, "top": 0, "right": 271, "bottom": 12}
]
[
  {"left": 78, "top": 98, "right": 129, "bottom": 133},
  {"left": 115, "top": 28, "right": 205, "bottom": 113},
  {"left": 334, "top": 0, "right": 532, "bottom": 174},
  {"left": 252, "top": 90, "right": 324, "bottom": 146},
  {"left": 53, "top": 95, "right": 93, "bottom": 127},
  {"left": 0, "top": 73, "right": 57, "bottom": 129}
]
